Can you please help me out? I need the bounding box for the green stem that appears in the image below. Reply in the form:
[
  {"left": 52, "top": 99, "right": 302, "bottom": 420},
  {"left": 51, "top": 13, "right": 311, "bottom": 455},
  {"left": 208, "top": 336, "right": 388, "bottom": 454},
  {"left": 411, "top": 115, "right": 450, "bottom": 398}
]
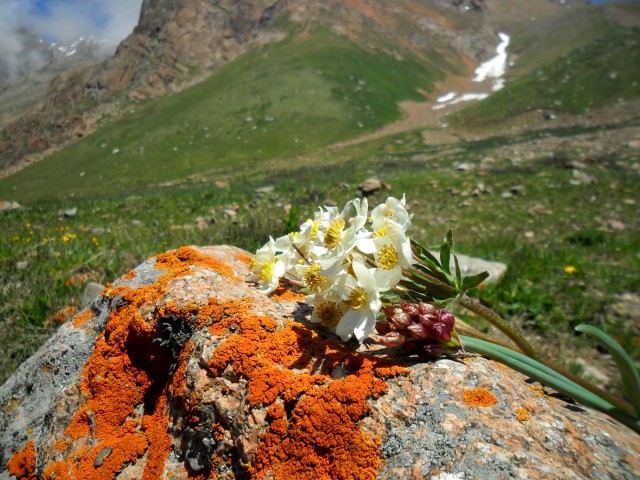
[{"left": 457, "top": 295, "right": 539, "bottom": 359}]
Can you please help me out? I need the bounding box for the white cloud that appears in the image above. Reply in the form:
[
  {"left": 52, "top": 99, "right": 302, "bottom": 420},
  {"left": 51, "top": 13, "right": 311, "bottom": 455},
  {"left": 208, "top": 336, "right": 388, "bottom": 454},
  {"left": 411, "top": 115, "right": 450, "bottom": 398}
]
[
  {"left": 2, "top": 0, "right": 143, "bottom": 45},
  {"left": 39, "top": 0, "right": 143, "bottom": 45},
  {"left": 0, "top": 0, "right": 142, "bottom": 81}
]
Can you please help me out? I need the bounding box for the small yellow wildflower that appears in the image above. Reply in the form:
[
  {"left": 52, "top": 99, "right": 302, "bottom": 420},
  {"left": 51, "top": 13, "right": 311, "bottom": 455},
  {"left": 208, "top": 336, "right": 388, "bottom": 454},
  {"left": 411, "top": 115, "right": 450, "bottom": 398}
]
[{"left": 564, "top": 265, "right": 577, "bottom": 274}]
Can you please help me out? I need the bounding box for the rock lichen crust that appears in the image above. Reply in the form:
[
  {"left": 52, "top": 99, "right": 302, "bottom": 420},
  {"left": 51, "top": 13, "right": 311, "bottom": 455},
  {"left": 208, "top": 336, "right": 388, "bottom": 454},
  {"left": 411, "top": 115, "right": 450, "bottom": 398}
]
[{"left": 1, "top": 245, "right": 639, "bottom": 479}]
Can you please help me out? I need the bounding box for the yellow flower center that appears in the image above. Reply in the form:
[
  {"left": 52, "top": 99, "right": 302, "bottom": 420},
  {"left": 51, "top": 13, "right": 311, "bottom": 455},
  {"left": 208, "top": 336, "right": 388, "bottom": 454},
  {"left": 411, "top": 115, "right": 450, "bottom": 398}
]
[
  {"left": 304, "top": 264, "right": 327, "bottom": 292},
  {"left": 310, "top": 221, "right": 320, "bottom": 241},
  {"left": 347, "top": 287, "right": 367, "bottom": 310},
  {"left": 373, "top": 225, "right": 387, "bottom": 238},
  {"left": 324, "top": 218, "right": 345, "bottom": 249},
  {"left": 259, "top": 261, "right": 274, "bottom": 283},
  {"left": 378, "top": 244, "right": 398, "bottom": 270},
  {"left": 315, "top": 301, "right": 344, "bottom": 328},
  {"left": 342, "top": 255, "right": 356, "bottom": 277}
]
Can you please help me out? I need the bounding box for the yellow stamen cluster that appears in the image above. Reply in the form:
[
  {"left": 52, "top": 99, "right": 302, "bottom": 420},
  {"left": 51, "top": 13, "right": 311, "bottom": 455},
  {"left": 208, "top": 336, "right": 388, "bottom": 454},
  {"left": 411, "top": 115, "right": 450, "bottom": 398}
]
[
  {"left": 378, "top": 245, "right": 399, "bottom": 270},
  {"left": 324, "top": 218, "right": 345, "bottom": 249},
  {"left": 373, "top": 225, "right": 387, "bottom": 238},
  {"left": 304, "top": 264, "right": 327, "bottom": 292},
  {"left": 310, "top": 221, "right": 320, "bottom": 241},
  {"left": 347, "top": 287, "right": 367, "bottom": 311},
  {"left": 260, "top": 261, "right": 274, "bottom": 283},
  {"left": 315, "top": 301, "right": 344, "bottom": 328}
]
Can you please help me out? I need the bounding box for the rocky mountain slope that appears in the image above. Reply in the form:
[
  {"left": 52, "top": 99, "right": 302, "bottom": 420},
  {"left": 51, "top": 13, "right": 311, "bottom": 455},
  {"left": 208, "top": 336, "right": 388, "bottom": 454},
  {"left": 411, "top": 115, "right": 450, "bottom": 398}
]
[{"left": 0, "top": 0, "right": 581, "bottom": 178}]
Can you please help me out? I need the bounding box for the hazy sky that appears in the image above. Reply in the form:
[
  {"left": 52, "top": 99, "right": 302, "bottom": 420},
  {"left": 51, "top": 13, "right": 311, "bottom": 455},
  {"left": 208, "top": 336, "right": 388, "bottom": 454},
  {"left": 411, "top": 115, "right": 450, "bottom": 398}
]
[{"left": 0, "top": 0, "right": 143, "bottom": 45}]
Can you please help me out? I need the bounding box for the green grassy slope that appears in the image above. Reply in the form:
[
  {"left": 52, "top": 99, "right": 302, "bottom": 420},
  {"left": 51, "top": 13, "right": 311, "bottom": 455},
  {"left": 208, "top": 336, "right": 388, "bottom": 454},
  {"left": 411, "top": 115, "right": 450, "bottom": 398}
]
[
  {"left": 0, "top": 28, "right": 444, "bottom": 203},
  {"left": 451, "top": 7, "right": 640, "bottom": 126}
]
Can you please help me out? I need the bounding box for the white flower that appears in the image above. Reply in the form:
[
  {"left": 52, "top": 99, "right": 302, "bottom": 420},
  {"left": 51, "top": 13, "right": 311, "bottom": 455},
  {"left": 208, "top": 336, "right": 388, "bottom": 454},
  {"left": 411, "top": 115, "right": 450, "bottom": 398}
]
[
  {"left": 370, "top": 195, "right": 411, "bottom": 233},
  {"left": 334, "top": 260, "right": 383, "bottom": 342},
  {"left": 357, "top": 222, "right": 413, "bottom": 290},
  {"left": 248, "top": 237, "right": 287, "bottom": 293}
]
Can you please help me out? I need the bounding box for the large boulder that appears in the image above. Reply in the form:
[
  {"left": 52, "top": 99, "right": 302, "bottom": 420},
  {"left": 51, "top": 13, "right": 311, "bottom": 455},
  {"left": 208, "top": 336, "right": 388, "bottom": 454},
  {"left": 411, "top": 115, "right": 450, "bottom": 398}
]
[{"left": 1, "top": 245, "right": 638, "bottom": 479}]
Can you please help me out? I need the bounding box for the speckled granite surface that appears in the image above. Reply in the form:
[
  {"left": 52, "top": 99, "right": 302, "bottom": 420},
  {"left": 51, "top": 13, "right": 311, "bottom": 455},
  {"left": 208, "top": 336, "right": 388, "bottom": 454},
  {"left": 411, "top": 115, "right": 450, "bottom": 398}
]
[{"left": 1, "top": 245, "right": 638, "bottom": 479}]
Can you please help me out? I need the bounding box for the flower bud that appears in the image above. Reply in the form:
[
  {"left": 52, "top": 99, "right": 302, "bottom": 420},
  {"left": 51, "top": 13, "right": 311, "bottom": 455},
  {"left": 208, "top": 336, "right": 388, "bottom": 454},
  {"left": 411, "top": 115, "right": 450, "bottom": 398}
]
[
  {"left": 430, "top": 322, "right": 452, "bottom": 342},
  {"left": 417, "top": 313, "right": 436, "bottom": 328},
  {"left": 407, "top": 323, "right": 430, "bottom": 339},
  {"left": 401, "top": 301, "right": 419, "bottom": 317},
  {"left": 380, "top": 331, "right": 406, "bottom": 347},
  {"left": 437, "top": 311, "right": 455, "bottom": 330},
  {"left": 375, "top": 320, "right": 391, "bottom": 335},
  {"left": 389, "top": 311, "right": 412, "bottom": 329},
  {"left": 419, "top": 341, "right": 445, "bottom": 359},
  {"left": 417, "top": 302, "right": 437, "bottom": 316}
]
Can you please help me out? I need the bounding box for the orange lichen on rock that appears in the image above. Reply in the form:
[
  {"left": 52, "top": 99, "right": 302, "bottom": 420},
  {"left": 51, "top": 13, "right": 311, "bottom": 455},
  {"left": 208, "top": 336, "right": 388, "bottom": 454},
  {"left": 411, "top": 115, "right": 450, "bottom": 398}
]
[
  {"left": 463, "top": 388, "right": 499, "bottom": 407},
  {"left": 236, "top": 252, "right": 253, "bottom": 264},
  {"left": 516, "top": 407, "right": 531, "bottom": 421},
  {"left": 50, "top": 306, "right": 77, "bottom": 324},
  {"left": 73, "top": 309, "right": 94, "bottom": 327},
  {"left": 7, "top": 440, "right": 37, "bottom": 480},
  {"left": 40, "top": 248, "right": 224, "bottom": 479},
  {"left": 155, "top": 246, "right": 239, "bottom": 281},
  {"left": 123, "top": 269, "right": 137, "bottom": 280},
  {"left": 528, "top": 384, "right": 553, "bottom": 401},
  {"left": 204, "top": 298, "right": 408, "bottom": 480},
  {"left": 271, "top": 286, "right": 306, "bottom": 302}
]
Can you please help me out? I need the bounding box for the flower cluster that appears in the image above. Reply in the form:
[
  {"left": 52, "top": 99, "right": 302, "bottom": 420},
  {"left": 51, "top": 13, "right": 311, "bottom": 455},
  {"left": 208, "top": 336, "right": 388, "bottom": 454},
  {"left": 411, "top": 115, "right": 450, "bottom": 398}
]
[
  {"left": 248, "top": 195, "right": 463, "bottom": 359},
  {"left": 376, "top": 301, "right": 460, "bottom": 358}
]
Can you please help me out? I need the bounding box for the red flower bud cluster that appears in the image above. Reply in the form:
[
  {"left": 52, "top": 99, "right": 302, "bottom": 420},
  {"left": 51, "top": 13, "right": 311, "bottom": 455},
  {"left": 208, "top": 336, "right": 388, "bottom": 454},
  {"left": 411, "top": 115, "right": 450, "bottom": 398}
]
[{"left": 376, "top": 301, "right": 458, "bottom": 358}]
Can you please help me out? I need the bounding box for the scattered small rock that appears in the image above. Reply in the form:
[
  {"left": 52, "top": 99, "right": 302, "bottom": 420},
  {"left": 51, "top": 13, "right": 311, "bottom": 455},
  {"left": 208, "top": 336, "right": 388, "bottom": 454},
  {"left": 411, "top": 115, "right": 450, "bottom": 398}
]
[
  {"left": 215, "top": 181, "right": 229, "bottom": 190},
  {"left": 359, "top": 177, "right": 382, "bottom": 196},
  {"left": 0, "top": 200, "right": 21, "bottom": 211},
  {"left": 455, "top": 161, "right": 475, "bottom": 172},
  {"left": 63, "top": 207, "right": 78, "bottom": 217},
  {"left": 255, "top": 186, "right": 275, "bottom": 194},
  {"left": 608, "top": 220, "right": 626, "bottom": 232},
  {"left": 565, "top": 160, "right": 587, "bottom": 170},
  {"left": 501, "top": 191, "right": 513, "bottom": 199},
  {"left": 570, "top": 169, "right": 595, "bottom": 185},
  {"left": 16, "top": 261, "right": 29, "bottom": 270},
  {"left": 510, "top": 185, "right": 526, "bottom": 195},
  {"left": 528, "top": 203, "right": 553, "bottom": 216}
]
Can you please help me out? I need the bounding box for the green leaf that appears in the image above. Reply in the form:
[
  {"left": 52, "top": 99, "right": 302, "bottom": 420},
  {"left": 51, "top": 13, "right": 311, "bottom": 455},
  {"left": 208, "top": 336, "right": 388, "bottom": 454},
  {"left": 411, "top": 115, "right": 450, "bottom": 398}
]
[
  {"left": 411, "top": 239, "right": 442, "bottom": 268},
  {"left": 454, "top": 254, "right": 462, "bottom": 288},
  {"left": 575, "top": 324, "right": 640, "bottom": 417},
  {"left": 439, "top": 231, "right": 453, "bottom": 276},
  {"left": 461, "top": 271, "right": 490, "bottom": 292}
]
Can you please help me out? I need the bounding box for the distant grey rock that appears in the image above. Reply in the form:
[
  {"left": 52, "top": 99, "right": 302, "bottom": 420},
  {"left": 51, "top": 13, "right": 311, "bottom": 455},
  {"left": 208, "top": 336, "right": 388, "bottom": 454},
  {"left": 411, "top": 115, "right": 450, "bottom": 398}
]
[
  {"left": 430, "top": 251, "right": 507, "bottom": 283},
  {"left": 82, "top": 282, "right": 105, "bottom": 307},
  {"left": 62, "top": 207, "right": 78, "bottom": 217}
]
